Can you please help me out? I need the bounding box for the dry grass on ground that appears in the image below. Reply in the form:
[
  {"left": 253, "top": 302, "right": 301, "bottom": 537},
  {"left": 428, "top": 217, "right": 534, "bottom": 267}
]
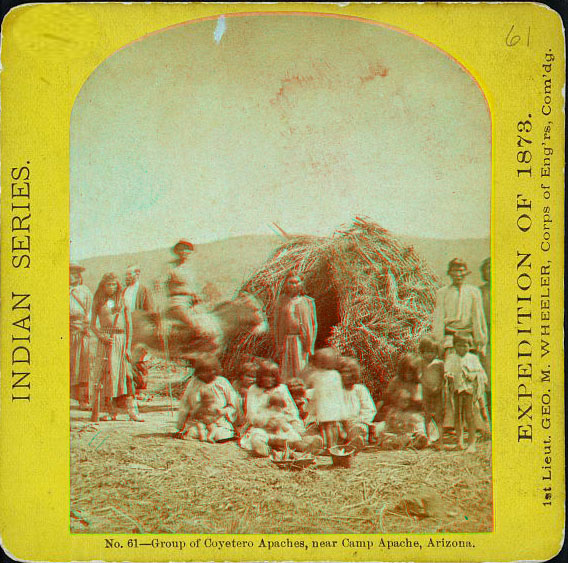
[{"left": 70, "top": 396, "right": 492, "bottom": 535}]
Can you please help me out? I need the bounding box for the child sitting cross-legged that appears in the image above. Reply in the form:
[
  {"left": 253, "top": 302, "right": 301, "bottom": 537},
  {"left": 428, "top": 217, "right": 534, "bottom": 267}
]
[
  {"left": 338, "top": 356, "right": 378, "bottom": 448},
  {"left": 379, "top": 389, "right": 429, "bottom": 450},
  {"left": 260, "top": 395, "right": 303, "bottom": 443},
  {"left": 190, "top": 389, "right": 226, "bottom": 443}
]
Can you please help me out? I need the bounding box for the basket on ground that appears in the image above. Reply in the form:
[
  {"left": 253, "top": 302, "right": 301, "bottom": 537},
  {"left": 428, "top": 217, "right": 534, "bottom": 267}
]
[{"left": 329, "top": 446, "right": 356, "bottom": 468}]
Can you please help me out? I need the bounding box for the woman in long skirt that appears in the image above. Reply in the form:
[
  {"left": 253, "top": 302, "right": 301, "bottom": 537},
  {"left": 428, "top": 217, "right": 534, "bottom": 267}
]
[{"left": 90, "top": 273, "right": 143, "bottom": 422}]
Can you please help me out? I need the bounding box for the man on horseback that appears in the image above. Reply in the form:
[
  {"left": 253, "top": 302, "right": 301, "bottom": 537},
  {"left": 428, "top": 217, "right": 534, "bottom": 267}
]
[
  {"left": 130, "top": 239, "right": 268, "bottom": 362},
  {"left": 164, "top": 239, "right": 219, "bottom": 354},
  {"left": 167, "top": 239, "right": 201, "bottom": 327}
]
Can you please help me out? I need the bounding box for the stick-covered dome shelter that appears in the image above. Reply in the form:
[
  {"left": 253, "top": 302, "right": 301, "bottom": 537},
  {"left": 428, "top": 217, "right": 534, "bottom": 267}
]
[{"left": 222, "top": 218, "right": 440, "bottom": 399}]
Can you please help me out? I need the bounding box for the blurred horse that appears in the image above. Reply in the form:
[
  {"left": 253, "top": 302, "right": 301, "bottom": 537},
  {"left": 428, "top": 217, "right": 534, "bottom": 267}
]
[{"left": 131, "top": 292, "right": 268, "bottom": 362}]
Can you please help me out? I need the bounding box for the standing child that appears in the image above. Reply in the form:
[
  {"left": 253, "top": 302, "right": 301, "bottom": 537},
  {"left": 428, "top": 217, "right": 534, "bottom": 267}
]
[
  {"left": 131, "top": 344, "right": 150, "bottom": 400},
  {"left": 418, "top": 335, "right": 446, "bottom": 448},
  {"left": 306, "top": 347, "right": 348, "bottom": 451},
  {"left": 234, "top": 360, "right": 259, "bottom": 435},
  {"left": 444, "top": 333, "right": 488, "bottom": 452}
]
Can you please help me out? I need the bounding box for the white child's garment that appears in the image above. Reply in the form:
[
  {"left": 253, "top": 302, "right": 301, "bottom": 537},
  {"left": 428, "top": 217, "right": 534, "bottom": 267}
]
[
  {"left": 445, "top": 352, "right": 487, "bottom": 400},
  {"left": 308, "top": 369, "right": 348, "bottom": 423}
]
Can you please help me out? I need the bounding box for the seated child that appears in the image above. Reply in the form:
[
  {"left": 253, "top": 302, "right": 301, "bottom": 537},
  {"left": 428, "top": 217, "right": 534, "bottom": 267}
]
[
  {"left": 190, "top": 389, "right": 225, "bottom": 443},
  {"left": 379, "top": 389, "right": 428, "bottom": 450},
  {"left": 444, "top": 333, "right": 488, "bottom": 453},
  {"left": 260, "top": 395, "right": 303, "bottom": 443},
  {"left": 338, "top": 356, "right": 378, "bottom": 446},
  {"left": 380, "top": 353, "right": 423, "bottom": 419},
  {"left": 287, "top": 378, "right": 309, "bottom": 421},
  {"left": 234, "top": 361, "right": 258, "bottom": 398},
  {"left": 306, "top": 347, "right": 348, "bottom": 450},
  {"left": 418, "top": 335, "right": 446, "bottom": 448}
]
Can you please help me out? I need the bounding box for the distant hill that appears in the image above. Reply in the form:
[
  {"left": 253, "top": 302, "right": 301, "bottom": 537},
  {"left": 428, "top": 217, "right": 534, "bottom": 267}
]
[
  {"left": 79, "top": 233, "right": 490, "bottom": 298},
  {"left": 402, "top": 235, "right": 490, "bottom": 286}
]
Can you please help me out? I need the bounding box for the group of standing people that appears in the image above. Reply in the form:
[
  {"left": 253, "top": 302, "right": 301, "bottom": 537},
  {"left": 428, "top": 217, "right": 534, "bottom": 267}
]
[
  {"left": 69, "top": 238, "right": 213, "bottom": 423},
  {"left": 69, "top": 263, "right": 155, "bottom": 422}
]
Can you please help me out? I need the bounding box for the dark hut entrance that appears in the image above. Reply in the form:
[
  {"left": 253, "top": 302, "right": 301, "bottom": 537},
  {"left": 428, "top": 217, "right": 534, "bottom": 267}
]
[
  {"left": 306, "top": 260, "right": 340, "bottom": 348},
  {"left": 225, "top": 219, "right": 440, "bottom": 399}
]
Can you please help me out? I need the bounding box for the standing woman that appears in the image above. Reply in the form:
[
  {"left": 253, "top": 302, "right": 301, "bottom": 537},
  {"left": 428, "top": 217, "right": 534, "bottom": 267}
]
[
  {"left": 273, "top": 274, "right": 317, "bottom": 382},
  {"left": 90, "top": 272, "right": 143, "bottom": 422},
  {"left": 70, "top": 263, "right": 93, "bottom": 409}
]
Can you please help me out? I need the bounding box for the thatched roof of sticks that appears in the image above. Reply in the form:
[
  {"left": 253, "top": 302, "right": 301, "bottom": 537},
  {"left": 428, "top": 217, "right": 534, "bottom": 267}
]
[{"left": 221, "top": 218, "right": 440, "bottom": 399}]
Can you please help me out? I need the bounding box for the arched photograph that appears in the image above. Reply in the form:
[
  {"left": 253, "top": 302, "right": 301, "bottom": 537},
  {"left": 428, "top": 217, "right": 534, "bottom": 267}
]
[{"left": 69, "top": 14, "right": 492, "bottom": 534}]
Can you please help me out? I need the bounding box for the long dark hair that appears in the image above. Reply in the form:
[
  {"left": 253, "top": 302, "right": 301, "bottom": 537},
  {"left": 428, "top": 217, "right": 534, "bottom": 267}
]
[{"left": 93, "top": 273, "right": 123, "bottom": 314}]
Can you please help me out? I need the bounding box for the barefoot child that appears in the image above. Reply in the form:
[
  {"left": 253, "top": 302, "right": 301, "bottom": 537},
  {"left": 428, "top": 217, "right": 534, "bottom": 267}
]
[
  {"left": 444, "top": 333, "right": 488, "bottom": 452},
  {"left": 306, "top": 347, "right": 348, "bottom": 451},
  {"left": 418, "top": 335, "right": 446, "bottom": 448}
]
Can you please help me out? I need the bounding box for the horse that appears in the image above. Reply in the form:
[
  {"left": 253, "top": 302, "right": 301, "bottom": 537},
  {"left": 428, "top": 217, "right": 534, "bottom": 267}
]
[{"left": 131, "top": 291, "right": 268, "bottom": 363}]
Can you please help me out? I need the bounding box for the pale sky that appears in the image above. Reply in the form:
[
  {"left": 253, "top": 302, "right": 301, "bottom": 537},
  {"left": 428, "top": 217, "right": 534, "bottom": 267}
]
[{"left": 71, "top": 15, "right": 490, "bottom": 260}]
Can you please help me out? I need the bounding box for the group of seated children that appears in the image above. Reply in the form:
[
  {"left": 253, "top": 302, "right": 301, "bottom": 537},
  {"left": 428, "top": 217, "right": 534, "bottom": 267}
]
[
  {"left": 233, "top": 347, "right": 382, "bottom": 456},
  {"left": 381, "top": 333, "right": 489, "bottom": 453},
  {"left": 175, "top": 332, "right": 489, "bottom": 457}
]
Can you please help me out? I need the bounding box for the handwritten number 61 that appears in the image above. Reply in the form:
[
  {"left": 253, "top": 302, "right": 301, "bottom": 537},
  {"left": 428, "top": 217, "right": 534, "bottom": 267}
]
[{"left": 506, "top": 24, "right": 530, "bottom": 47}]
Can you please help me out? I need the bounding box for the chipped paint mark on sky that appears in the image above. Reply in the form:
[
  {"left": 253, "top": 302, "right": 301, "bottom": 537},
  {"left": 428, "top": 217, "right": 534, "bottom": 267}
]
[{"left": 214, "top": 16, "right": 226, "bottom": 44}]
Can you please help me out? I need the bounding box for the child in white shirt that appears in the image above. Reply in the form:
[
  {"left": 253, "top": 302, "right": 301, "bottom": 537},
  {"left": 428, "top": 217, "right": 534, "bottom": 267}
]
[{"left": 307, "top": 347, "right": 348, "bottom": 450}]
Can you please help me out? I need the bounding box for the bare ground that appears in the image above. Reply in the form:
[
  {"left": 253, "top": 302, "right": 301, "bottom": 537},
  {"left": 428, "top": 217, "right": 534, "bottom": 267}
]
[{"left": 70, "top": 369, "right": 493, "bottom": 535}]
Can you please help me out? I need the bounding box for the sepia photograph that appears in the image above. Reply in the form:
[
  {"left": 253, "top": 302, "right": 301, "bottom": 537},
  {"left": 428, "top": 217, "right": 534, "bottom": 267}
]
[{"left": 69, "top": 14, "right": 492, "bottom": 535}]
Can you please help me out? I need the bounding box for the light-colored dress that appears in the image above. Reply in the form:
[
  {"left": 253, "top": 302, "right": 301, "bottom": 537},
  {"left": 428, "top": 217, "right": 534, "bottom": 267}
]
[
  {"left": 344, "top": 384, "right": 377, "bottom": 424},
  {"left": 92, "top": 300, "right": 133, "bottom": 403},
  {"left": 444, "top": 351, "right": 490, "bottom": 431},
  {"left": 258, "top": 409, "right": 303, "bottom": 443},
  {"left": 342, "top": 383, "right": 378, "bottom": 443},
  {"left": 245, "top": 384, "right": 304, "bottom": 431},
  {"left": 70, "top": 285, "right": 92, "bottom": 398},
  {"left": 445, "top": 352, "right": 488, "bottom": 400},
  {"left": 308, "top": 369, "right": 348, "bottom": 423},
  {"left": 239, "top": 384, "right": 305, "bottom": 451},
  {"left": 274, "top": 294, "right": 317, "bottom": 381}
]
